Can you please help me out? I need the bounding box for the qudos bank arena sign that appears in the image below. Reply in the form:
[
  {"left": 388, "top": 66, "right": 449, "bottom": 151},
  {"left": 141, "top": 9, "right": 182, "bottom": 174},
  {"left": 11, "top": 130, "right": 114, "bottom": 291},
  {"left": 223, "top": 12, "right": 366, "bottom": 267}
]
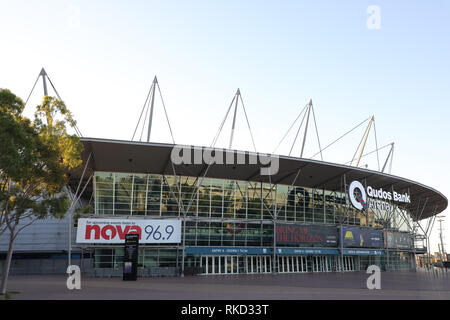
[{"left": 348, "top": 180, "right": 411, "bottom": 211}]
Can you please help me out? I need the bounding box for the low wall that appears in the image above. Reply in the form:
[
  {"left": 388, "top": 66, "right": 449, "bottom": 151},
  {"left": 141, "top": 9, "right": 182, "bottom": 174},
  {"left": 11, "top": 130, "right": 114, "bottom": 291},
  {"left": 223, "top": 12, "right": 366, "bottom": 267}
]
[
  {"left": 84, "top": 267, "right": 181, "bottom": 278},
  {"left": 0, "top": 258, "right": 92, "bottom": 276}
]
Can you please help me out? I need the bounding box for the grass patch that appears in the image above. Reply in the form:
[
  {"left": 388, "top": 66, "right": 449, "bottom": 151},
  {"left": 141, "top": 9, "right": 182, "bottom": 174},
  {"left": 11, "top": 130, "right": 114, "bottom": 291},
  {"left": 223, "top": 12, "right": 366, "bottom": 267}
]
[{"left": 0, "top": 291, "right": 20, "bottom": 300}]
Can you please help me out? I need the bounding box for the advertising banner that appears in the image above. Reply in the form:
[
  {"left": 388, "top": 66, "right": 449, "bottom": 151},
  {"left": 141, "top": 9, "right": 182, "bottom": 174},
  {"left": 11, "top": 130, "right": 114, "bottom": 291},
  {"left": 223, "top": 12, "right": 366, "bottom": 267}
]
[
  {"left": 386, "top": 231, "right": 412, "bottom": 249},
  {"left": 341, "top": 227, "right": 383, "bottom": 248},
  {"left": 276, "top": 224, "right": 338, "bottom": 247},
  {"left": 76, "top": 218, "right": 181, "bottom": 244}
]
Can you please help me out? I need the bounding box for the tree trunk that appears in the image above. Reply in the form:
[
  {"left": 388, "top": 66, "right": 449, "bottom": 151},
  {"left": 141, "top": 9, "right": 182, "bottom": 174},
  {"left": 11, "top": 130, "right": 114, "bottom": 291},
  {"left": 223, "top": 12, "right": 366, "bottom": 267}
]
[{"left": 1, "top": 232, "right": 15, "bottom": 295}]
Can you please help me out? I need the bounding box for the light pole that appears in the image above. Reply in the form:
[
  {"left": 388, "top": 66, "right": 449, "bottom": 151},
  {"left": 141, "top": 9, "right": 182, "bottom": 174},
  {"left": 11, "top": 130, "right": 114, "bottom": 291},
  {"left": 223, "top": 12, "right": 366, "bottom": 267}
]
[{"left": 437, "top": 216, "right": 446, "bottom": 262}]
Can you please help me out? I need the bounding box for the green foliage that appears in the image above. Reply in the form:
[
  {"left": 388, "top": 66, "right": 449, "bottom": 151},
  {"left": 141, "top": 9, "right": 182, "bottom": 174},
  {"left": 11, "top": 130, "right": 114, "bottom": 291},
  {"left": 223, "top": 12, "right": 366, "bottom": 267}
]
[
  {"left": 0, "top": 88, "right": 25, "bottom": 117},
  {"left": 74, "top": 204, "right": 93, "bottom": 225},
  {"left": 0, "top": 89, "right": 84, "bottom": 230},
  {"left": 1, "top": 88, "right": 84, "bottom": 295}
]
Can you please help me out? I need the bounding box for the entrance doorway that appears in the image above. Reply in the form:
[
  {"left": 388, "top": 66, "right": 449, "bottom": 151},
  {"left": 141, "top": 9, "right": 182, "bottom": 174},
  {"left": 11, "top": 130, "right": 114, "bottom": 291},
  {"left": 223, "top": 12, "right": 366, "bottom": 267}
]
[
  {"left": 336, "top": 256, "right": 358, "bottom": 271},
  {"left": 246, "top": 255, "right": 272, "bottom": 274},
  {"left": 199, "top": 255, "right": 271, "bottom": 275},
  {"left": 278, "top": 256, "right": 335, "bottom": 273},
  {"left": 277, "top": 256, "right": 308, "bottom": 273}
]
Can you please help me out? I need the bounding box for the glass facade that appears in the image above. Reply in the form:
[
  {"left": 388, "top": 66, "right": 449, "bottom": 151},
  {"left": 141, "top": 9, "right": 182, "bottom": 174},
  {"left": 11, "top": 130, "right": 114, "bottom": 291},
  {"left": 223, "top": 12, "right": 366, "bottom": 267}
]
[
  {"left": 95, "top": 172, "right": 408, "bottom": 228},
  {"left": 90, "top": 171, "right": 415, "bottom": 273}
]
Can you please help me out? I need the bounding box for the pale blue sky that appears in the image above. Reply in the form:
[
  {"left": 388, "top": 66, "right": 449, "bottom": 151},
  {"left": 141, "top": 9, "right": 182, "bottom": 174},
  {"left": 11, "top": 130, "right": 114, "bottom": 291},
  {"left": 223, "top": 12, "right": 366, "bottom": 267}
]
[{"left": 1, "top": 0, "right": 449, "bottom": 252}]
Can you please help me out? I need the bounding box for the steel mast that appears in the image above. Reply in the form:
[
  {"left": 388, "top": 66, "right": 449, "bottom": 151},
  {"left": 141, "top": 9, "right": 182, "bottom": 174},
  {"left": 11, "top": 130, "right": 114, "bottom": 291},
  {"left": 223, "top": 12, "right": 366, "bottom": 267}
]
[
  {"left": 229, "top": 88, "right": 241, "bottom": 149},
  {"left": 147, "top": 76, "right": 158, "bottom": 142},
  {"left": 353, "top": 115, "right": 374, "bottom": 167}
]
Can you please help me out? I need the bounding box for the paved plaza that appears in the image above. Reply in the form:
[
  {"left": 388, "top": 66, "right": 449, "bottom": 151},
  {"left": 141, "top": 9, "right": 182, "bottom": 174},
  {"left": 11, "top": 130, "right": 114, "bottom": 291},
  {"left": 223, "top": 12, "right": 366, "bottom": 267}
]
[{"left": 3, "top": 269, "right": 450, "bottom": 300}]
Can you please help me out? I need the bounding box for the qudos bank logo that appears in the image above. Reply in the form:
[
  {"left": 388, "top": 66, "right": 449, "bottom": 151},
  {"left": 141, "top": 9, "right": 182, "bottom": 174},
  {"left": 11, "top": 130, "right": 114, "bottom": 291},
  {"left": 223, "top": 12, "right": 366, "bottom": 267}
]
[{"left": 348, "top": 181, "right": 368, "bottom": 211}]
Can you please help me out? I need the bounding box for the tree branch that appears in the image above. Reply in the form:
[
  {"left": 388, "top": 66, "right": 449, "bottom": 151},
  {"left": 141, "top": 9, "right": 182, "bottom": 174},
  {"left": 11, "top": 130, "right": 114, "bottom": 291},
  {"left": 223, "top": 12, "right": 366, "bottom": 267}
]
[{"left": 13, "top": 216, "right": 40, "bottom": 241}]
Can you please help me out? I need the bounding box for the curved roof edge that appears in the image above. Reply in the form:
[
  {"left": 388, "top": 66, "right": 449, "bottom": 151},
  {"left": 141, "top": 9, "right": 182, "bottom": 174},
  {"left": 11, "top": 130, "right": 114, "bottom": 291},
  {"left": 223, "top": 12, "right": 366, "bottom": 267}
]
[{"left": 72, "top": 137, "right": 448, "bottom": 221}]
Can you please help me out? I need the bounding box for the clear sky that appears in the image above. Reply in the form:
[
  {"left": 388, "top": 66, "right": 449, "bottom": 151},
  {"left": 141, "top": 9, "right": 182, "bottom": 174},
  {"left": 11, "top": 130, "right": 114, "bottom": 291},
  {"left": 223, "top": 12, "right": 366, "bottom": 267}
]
[{"left": 1, "top": 0, "right": 449, "bottom": 254}]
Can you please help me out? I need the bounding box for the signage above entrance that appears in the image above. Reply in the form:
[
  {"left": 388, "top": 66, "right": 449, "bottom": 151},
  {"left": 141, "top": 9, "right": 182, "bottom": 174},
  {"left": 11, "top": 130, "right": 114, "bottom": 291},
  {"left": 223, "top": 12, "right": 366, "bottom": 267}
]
[
  {"left": 342, "top": 249, "right": 385, "bottom": 256},
  {"left": 185, "top": 247, "right": 272, "bottom": 255},
  {"left": 276, "top": 248, "right": 339, "bottom": 255}
]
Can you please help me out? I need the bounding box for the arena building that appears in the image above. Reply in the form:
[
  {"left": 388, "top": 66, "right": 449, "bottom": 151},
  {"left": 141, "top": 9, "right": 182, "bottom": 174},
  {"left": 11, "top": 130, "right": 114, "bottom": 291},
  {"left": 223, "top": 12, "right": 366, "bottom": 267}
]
[
  {"left": 1, "top": 76, "right": 447, "bottom": 277},
  {"left": 67, "top": 136, "right": 447, "bottom": 276}
]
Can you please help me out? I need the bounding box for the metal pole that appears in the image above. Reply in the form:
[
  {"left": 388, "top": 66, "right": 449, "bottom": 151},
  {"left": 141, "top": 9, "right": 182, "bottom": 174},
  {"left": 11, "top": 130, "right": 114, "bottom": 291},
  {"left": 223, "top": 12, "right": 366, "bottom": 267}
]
[
  {"left": 229, "top": 89, "right": 240, "bottom": 149},
  {"left": 354, "top": 115, "right": 374, "bottom": 167},
  {"left": 181, "top": 214, "right": 186, "bottom": 277},
  {"left": 300, "top": 99, "right": 312, "bottom": 158},
  {"left": 389, "top": 143, "right": 394, "bottom": 174},
  {"left": 146, "top": 76, "right": 157, "bottom": 143},
  {"left": 68, "top": 206, "right": 72, "bottom": 267},
  {"left": 40, "top": 68, "right": 48, "bottom": 96},
  {"left": 341, "top": 174, "right": 347, "bottom": 273},
  {"left": 426, "top": 235, "right": 431, "bottom": 272},
  {"left": 272, "top": 188, "right": 277, "bottom": 274},
  {"left": 67, "top": 153, "right": 92, "bottom": 268},
  {"left": 340, "top": 226, "right": 344, "bottom": 273},
  {"left": 386, "top": 231, "right": 390, "bottom": 271},
  {"left": 381, "top": 143, "right": 394, "bottom": 173},
  {"left": 310, "top": 104, "right": 323, "bottom": 161},
  {"left": 438, "top": 217, "right": 446, "bottom": 262},
  {"left": 412, "top": 224, "right": 417, "bottom": 272}
]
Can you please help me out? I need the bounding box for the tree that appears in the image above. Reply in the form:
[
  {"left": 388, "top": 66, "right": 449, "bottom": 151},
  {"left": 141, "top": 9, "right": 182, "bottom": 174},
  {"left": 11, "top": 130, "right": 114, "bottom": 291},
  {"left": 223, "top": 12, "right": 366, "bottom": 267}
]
[{"left": 0, "top": 89, "right": 83, "bottom": 295}]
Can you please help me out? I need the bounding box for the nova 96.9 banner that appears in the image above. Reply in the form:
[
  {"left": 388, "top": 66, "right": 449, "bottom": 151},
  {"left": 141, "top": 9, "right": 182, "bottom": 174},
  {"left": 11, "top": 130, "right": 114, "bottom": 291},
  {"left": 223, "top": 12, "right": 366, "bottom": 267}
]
[
  {"left": 276, "top": 224, "right": 338, "bottom": 247},
  {"left": 76, "top": 218, "right": 181, "bottom": 244}
]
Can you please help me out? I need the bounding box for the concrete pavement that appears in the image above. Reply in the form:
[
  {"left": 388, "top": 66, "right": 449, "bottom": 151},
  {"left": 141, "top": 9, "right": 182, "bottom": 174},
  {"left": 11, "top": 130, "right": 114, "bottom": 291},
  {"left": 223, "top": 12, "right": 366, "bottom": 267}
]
[{"left": 3, "top": 270, "right": 450, "bottom": 300}]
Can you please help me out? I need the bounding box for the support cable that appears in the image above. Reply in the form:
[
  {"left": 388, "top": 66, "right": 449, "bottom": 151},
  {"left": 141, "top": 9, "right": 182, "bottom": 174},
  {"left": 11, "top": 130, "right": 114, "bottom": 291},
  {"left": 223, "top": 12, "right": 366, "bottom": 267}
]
[
  {"left": 344, "top": 142, "right": 393, "bottom": 166},
  {"left": 139, "top": 86, "right": 153, "bottom": 142},
  {"left": 46, "top": 73, "right": 83, "bottom": 137},
  {"left": 426, "top": 213, "right": 437, "bottom": 237},
  {"left": 373, "top": 120, "right": 380, "bottom": 171},
  {"left": 132, "top": 77, "right": 175, "bottom": 144},
  {"left": 416, "top": 218, "right": 429, "bottom": 237},
  {"left": 389, "top": 144, "right": 394, "bottom": 174},
  {"left": 25, "top": 69, "right": 83, "bottom": 137},
  {"left": 238, "top": 93, "right": 257, "bottom": 152},
  {"left": 310, "top": 116, "right": 371, "bottom": 159},
  {"left": 229, "top": 90, "right": 240, "bottom": 149},
  {"left": 311, "top": 104, "right": 323, "bottom": 161},
  {"left": 24, "top": 73, "right": 41, "bottom": 109},
  {"left": 273, "top": 103, "right": 308, "bottom": 154},
  {"left": 350, "top": 125, "right": 367, "bottom": 167},
  {"left": 381, "top": 143, "right": 394, "bottom": 173},
  {"left": 156, "top": 81, "right": 176, "bottom": 145},
  {"left": 299, "top": 100, "right": 312, "bottom": 159},
  {"left": 67, "top": 153, "right": 91, "bottom": 268},
  {"left": 132, "top": 84, "right": 153, "bottom": 141},
  {"left": 289, "top": 104, "right": 309, "bottom": 156},
  {"left": 72, "top": 153, "right": 92, "bottom": 204},
  {"left": 210, "top": 95, "right": 236, "bottom": 148}
]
